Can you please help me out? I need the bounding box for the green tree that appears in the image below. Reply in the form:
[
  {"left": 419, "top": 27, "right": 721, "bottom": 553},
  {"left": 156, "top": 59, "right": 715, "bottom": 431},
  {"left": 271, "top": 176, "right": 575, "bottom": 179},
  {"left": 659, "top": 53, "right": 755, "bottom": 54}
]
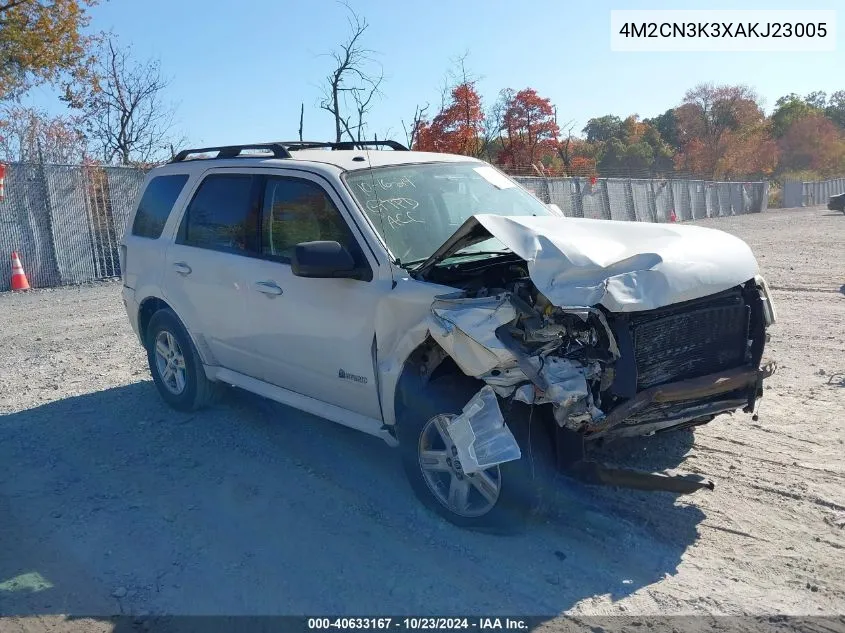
[
  {"left": 644, "top": 109, "right": 680, "bottom": 151},
  {"left": 824, "top": 90, "right": 845, "bottom": 129},
  {"left": 581, "top": 114, "right": 673, "bottom": 176},
  {"left": 582, "top": 115, "right": 623, "bottom": 143},
  {"left": 805, "top": 90, "right": 828, "bottom": 109},
  {"left": 770, "top": 94, "right": 820, "bottom": 137}
]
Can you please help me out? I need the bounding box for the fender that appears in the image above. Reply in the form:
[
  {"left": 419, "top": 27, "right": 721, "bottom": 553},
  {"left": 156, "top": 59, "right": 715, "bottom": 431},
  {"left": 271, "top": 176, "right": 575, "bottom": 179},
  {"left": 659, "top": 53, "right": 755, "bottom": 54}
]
[{"left": 134, "top": 291, "right": 219, "bottom": 371}]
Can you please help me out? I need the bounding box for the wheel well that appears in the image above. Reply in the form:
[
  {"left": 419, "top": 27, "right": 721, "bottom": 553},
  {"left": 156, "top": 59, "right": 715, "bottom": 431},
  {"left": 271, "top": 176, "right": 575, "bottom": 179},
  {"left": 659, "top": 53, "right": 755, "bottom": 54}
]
[
  {"left": 394, "top": 337, "right": 466, "bottom": 419},
  {"left": 138, "top": 297, "right": 173, "bottom": 348}
]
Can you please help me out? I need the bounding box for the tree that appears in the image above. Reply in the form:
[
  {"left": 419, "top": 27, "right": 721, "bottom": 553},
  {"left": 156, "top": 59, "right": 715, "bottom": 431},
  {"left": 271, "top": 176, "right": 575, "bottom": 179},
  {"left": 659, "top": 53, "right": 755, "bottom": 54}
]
[
  {"left": 644, "top": 108, "right": 680, "bottom": 151},
  {"left": 805, "top": 91, "right": 828, "bottom": 110},
  {"left": 498, "top": 88, "right": 559, "bottom": 171},
  {"left": 401, "top": 103, "right": 429, "bottom": 149},
  {"left": 0, "top": 0, "right": 98, "bottom": 102},
  {"left": 578, "top": 114, "right": 673, "bottom": 177},
  {"left": 825, "top": 90, "right": 845, "bottom": 129},
  {"left": 80, "top": 37, "right": 182, "bottom": 165},
  {"left": 319, "top": 3, "right": 382, "bottom": 143},
  {"left": 770, "top": 94, "right": 820, "bottom": 137},
  {"left": 414, "top": 82, "right": 484, "bottom": 156},
  {"left": 583, "top": 115, "right": 623, "bottom": 143},
  {"left": 778, "top": 114, "right": 845, "bottom": 177},
  {"left": 0, "top": 104, "right": 86, "bottom": 162},
  {"left": 673, "top": 83, "right": 776, "bottom": 179}
]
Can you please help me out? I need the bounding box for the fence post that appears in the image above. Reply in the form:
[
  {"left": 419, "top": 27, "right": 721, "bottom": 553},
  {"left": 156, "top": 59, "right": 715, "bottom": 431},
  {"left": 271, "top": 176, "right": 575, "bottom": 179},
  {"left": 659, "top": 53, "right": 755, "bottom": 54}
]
[
  {"left": 683, "top": 180, "right": 694, "bottom": 220},
  {"left": 600, "top": 179, "right": 611, "bottom": 220},
  {"left": 667, "top": 179, "right": 677, "bottom": 221},
  {"left": 647, "top": 181, "right": 658, "bottom": 222},
  {"left": 624, "top": 178, "right": 636, "bottom": 221},
  {"left": 573, "top": 178, "right": 584, "bottom": 218},
  {"left": 36, "top": 146, "right": 62, "bottom": 287},
  {"left": 82, "top": 164, "right": 101, "bottom": 278}
]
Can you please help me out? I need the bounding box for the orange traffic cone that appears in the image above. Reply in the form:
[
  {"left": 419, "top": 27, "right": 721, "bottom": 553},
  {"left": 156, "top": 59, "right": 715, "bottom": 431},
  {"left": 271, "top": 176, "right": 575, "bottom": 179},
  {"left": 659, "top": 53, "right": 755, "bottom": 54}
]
[{"left": 10, "top": 251, "right": 30, "bottom": 291}]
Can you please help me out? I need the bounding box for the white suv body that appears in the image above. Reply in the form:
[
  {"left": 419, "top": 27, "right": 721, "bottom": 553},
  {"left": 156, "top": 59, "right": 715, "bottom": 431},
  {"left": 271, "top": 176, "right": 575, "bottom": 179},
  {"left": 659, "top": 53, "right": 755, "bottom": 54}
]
[{"left": 121, "top": 142, "right": 776, "bottom": 530}]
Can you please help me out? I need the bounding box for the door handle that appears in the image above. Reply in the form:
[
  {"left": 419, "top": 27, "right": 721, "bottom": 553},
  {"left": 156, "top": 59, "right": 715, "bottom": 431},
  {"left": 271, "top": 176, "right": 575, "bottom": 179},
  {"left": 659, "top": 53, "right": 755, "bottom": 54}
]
[
  {"left": 253, "top": 280, "right": 283, "bottom": 296},
  {"left": 172, "top": 262, "right": 192, "bottom": 275}
]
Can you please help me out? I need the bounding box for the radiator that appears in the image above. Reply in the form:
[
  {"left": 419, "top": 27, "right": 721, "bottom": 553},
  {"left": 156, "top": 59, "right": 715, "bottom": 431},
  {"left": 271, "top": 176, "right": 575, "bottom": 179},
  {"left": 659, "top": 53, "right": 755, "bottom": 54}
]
[{"left": 630, "top": 291, "right": 750, "bottom": 390}]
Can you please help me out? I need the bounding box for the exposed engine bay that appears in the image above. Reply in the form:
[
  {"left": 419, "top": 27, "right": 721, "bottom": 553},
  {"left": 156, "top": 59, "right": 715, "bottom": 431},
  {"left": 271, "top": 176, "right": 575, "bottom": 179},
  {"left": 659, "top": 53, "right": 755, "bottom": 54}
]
[{"left": 421, "top": 253, "right": 776, "bottom": 475}]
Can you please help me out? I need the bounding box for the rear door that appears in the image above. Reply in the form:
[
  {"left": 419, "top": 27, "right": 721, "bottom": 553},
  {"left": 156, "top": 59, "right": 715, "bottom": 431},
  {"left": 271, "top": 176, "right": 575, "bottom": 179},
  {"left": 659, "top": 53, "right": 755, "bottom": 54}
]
[
  {"left": 122, "top": 173, "right": 190, "bottom": 292},
  {"left": 161, "top": 171, "right": 263, "bottom": 377}
]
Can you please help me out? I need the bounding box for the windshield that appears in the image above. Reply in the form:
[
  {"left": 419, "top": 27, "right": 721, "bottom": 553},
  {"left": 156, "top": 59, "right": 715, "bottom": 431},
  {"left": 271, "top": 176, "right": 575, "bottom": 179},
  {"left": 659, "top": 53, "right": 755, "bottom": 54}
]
[{"left": 344, "top": 162, "right": 552, "bottom": 265}]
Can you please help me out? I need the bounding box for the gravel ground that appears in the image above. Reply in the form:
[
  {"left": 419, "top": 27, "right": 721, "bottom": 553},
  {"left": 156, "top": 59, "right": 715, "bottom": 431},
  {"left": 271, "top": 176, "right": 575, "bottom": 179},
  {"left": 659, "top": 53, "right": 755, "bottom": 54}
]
[{"left": 1, "top": 206, "right": 843, "bottom": 629}]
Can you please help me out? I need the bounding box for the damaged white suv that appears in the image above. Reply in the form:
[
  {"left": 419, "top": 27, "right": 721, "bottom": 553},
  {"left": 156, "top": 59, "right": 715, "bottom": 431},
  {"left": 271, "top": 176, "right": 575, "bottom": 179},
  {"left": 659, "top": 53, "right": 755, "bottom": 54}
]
[{"left": 121, "top": 141, "right": 776, "bottom": 531}]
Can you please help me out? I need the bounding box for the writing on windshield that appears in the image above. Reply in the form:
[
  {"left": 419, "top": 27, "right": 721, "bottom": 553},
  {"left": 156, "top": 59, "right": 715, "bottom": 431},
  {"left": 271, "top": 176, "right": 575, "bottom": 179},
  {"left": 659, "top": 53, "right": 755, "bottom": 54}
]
[{"left": 344, "top": 162, "right": 549, "bottom": 263}]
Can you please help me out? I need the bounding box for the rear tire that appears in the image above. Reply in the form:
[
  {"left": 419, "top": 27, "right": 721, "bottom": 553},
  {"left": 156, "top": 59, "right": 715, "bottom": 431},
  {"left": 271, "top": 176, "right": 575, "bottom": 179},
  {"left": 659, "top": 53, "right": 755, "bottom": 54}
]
[
  {"left": 145, "top": 309, "right": 217, "bottom": 412},
  {"left": 396, "top": 375, "right": 546, "bottom": 533}
]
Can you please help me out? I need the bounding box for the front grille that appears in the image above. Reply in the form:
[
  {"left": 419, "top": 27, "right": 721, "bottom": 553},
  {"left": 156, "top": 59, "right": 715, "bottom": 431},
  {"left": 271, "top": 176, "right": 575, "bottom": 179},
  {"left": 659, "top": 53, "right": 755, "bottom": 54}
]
[{"left": 631, "top": 292, "right": 749, "bottom": 390}]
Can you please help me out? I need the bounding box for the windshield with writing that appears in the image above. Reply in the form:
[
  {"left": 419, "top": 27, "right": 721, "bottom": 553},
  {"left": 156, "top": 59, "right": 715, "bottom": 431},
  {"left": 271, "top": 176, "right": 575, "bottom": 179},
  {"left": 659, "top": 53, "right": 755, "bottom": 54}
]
[{"left": 343, "top": 162, "right": 552, "bottom": 265}]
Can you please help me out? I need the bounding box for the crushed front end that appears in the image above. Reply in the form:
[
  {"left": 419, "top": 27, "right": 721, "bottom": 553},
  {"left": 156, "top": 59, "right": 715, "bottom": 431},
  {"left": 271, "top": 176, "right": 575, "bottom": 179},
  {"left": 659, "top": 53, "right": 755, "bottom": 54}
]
[{"left": 424, "top": 257, "right": 776, "bottom": 493}]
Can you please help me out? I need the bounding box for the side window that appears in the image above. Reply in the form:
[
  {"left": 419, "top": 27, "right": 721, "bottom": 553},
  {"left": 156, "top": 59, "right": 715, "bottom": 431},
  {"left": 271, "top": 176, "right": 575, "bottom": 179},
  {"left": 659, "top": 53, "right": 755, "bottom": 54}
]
[
  {"left": 131, "top": 174, "right": 189, "bottom": 239},
  {"left": 178, "top": 174, "right": 258, "bottom": 254},
  {"left": 261, "top": 177, "right": 356, "bottom": 261}
]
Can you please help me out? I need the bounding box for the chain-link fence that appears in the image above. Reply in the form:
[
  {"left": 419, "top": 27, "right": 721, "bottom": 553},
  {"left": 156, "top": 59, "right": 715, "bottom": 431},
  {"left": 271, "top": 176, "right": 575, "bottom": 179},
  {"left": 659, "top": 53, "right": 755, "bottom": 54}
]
[
  {"left": 0, "top": 163, "right": 147, "bottom": 291},
  {"left": 513, "top": 176, "right": 769, "bottom": 222},
  {"left": 782, "top": 178, "right": 845, "bottom": 208},
  {"left": 0, "top": 162, "right": 770, "bottom": 291}
]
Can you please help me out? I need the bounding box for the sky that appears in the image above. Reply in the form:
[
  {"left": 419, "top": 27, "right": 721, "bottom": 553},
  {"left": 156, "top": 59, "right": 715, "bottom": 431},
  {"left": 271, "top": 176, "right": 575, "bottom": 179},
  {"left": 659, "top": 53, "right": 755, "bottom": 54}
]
[{"left": 24, "top": 0, "right": 845, "bottom": 150}]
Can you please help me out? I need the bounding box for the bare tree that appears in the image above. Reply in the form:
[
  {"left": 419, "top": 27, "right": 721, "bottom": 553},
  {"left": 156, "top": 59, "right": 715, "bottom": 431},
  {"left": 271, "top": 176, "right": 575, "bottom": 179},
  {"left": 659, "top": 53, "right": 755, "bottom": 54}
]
[
  {"left": 555, "top": 115, "right": 576, "bottom": 174},
  {"left": 401, "top": 103, "right": 429, "bottom": 149},
  {"left": 82, "top": 37, "right": 183, "bottom": 165},
  {"left": 319, "top": 3, "right": 383, "bottom": 143},
  {"left": 346, "top": 73, "right": 383, "bottom": 142},
  {"left": 0, "top": 104, "right": 87, "bottom": 163},
  {"left": 482, "top": 88, "right": 513, "bottom": 163}
]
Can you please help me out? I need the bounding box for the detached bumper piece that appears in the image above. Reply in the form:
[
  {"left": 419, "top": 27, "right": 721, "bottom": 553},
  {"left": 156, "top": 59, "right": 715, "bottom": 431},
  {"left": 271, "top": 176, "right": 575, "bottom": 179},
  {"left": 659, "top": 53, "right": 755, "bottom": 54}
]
[{"left": 569, "top": 460, "right": 714, "bottom": 495}]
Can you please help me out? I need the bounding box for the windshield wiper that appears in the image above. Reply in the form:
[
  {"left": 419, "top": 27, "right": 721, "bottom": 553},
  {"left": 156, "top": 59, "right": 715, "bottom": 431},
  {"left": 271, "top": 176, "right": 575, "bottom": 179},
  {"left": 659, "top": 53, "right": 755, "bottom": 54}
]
[
  {"left": 397, "top": 257, "right": 428, "bottom": 269},
  {"left": 400, "top": 249, "right": 512, "bottom": 274},
  {"left": 442, "top": 249, "right": 512, "bottom": 261}
]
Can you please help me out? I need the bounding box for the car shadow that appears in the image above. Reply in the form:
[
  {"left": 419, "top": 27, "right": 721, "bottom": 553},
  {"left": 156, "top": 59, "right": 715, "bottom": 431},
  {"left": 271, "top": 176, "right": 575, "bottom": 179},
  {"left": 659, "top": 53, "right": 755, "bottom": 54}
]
[
  {"left": 1, "top": 381, "right": 705, "bottom": 625},
  {"left": 587, "top": 427, "right": 696, "bottom": 472}
]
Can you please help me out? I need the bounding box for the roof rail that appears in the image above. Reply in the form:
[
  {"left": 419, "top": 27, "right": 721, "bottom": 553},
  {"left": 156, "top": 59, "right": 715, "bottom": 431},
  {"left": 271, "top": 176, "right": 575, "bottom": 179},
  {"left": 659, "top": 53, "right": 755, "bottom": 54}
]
[
  {"left": 169, "top": 143, "right": 292, "bottom": 163},
  {"left": 278, "top": 140, "right": 409, "bottom": 152},
  {"left": 168, "top": 139, "right": 409, "bottom": 163}
]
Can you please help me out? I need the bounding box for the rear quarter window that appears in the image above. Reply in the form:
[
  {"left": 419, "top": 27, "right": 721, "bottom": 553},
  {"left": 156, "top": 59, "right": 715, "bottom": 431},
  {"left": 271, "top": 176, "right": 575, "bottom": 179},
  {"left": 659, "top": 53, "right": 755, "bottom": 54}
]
[{"left": 131, "top": 174, "right": 190, "bottom": 239}]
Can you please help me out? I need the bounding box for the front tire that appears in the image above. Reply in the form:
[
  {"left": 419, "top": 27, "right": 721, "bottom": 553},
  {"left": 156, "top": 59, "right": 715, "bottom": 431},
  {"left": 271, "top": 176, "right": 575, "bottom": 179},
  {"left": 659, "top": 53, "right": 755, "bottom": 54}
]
[
  {"left": 145, "top": 309, "right": 217, "bottom": 412},
  {"left": 396, "top": 375, "right": 544, "bottom": 532}
]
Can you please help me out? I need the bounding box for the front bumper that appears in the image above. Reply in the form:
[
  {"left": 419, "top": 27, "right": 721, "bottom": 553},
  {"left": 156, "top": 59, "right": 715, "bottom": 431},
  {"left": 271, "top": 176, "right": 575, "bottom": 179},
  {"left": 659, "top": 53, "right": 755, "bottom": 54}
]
[
  {"left": 587, "top": 361, "right": 777, "bottom": 440},
  {"left": 553, "top": 361, "right": 776, "bottom": 495}
]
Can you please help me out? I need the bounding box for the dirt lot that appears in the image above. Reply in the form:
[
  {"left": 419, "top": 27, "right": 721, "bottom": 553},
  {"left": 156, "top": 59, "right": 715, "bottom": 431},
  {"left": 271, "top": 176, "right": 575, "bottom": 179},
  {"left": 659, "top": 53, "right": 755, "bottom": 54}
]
[{"left": 1, "top": 206, "right": 843, "bottom": 627}]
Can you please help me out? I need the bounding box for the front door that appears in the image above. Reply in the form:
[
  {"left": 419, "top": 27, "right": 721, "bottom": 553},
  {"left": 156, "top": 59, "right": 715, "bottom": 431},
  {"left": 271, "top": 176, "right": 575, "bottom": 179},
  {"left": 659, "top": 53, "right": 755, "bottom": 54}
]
[{"left": 243, "top": 172, "right": 386, "bottom": 420}]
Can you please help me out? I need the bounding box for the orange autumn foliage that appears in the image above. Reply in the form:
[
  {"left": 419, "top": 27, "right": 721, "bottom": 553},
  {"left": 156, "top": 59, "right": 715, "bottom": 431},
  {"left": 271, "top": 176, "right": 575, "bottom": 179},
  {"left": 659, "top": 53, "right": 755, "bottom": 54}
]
[{"left": 414, "top": 82, "right": 484, "bottom": 156}]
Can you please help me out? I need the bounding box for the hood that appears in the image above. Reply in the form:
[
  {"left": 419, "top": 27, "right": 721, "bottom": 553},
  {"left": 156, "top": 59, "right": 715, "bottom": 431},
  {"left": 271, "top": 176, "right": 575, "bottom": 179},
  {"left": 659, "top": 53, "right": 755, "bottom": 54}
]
[{"left": 415, "top": 214, "right": 760, "bottom": 313}]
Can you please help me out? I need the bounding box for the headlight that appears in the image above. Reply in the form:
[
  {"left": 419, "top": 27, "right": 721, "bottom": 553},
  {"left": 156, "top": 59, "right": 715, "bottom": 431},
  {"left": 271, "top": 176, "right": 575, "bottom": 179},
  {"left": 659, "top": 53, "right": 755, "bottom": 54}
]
[{"left": 755, "top": 274, "right": 777, "bottom": 326}]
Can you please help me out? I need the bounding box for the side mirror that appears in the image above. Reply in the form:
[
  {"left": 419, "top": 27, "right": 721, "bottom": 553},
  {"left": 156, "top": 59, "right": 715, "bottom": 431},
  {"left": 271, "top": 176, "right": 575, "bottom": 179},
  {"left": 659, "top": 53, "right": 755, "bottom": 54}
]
[
  {"left": 291, "top": 241, "right": 360, "bottom": 279},
  {"left": 547, "top": 203, "right": 564, "bottom": 216}
]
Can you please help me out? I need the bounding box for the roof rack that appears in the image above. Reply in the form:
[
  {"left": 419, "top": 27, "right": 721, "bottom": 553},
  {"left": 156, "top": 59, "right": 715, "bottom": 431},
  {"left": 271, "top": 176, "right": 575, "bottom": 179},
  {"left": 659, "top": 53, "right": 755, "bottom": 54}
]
[
  {"left": 280, "top": 140, "right": 409, "bottom": 152},
  {"left": 170, "top": 143, "right": 291, "bottom": 163},
  {"left": 168, "top": 139, "right": 409, "bottom": 163}
]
